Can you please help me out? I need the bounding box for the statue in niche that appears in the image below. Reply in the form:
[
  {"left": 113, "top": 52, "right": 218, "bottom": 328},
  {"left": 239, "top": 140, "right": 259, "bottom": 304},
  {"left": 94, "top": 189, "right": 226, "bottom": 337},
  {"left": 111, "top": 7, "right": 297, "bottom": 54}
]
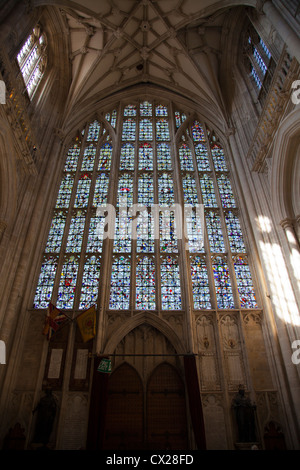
[
  {"left": 32, "top": 388, "right": 57, "bottom": 445},
  {"left": 232, "top": 384, "right": 257, "bottom": 443}
]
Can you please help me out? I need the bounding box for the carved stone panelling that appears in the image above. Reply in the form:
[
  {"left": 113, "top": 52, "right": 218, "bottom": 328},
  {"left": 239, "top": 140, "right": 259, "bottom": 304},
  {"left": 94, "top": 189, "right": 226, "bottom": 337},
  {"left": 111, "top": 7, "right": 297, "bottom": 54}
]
[
  {"left": 59, "top": 393, "right": 89, "bottom": 450},
  {"left": 195, "top": 314, "right": 221, "bottom": 390},
  {"left": 201, "top": 393, "right": 227, "bottom": 450},
  {"left": 219, "top": 313, "right": 246, "bottom": 390}
]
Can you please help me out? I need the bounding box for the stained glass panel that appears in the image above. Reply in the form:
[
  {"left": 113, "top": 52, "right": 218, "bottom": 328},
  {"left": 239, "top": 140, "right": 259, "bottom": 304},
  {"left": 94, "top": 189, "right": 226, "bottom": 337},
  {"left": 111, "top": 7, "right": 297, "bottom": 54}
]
[
  {"left": 74, "top": 174, "right": 91, "bottom": 208},
  {"left": 64, "top": 144, "right": 80, "bottom": 172},
  {"left": 186, "top": 208, "right": 205, "bottom": 253},
  {"left": 45, "top": 211, "right": 67, "bottom": 253},
  {"left": 211, "top": 144, "right": 228, "bottom": 171},
  {"left": 93, "top": 172, "right": 109, "bottom": 207},
  {"left": 182, "top": 174, "right": 198, "bottom": 206},
  {"left": 174, "top": 111, "right": 186, "bottom": 128},
  {"left": 57, "top": 255, "right": 79, "bottom": 309},
  {"left": 190, "top": 256, "right": 211, "bottom": 309},
  {"left": 79, "top": 255, "right": 101, "bottom": 309},
  {"left": 192, "top": 121, "right": 205, "bottom": 142},
  {"left": 117, "top": 173, "right": 134, "bottom": 206},
  {"left": 140, "top": 101, "right": 152, "bottom": 116},
  {"left": 55, "top": 174, "right": 74, "bottom": 208},
  {"left": 195, "top": 143, "right": 210, "bottom": 171},
  {"left": 156, "top": 118, "right": 170, "bottom": 141},
  {"left": 109, "top": 256, "right": 131, "bottom": 309},
  {"left": 138, "top": 173, "right": 154, "bottom": 206},
  {"left": 234, "top": 256, "right": 258, "bottom": 308},
  {"left": 65, "top": 211, "right": 86, "bottom": 253},
  {"left": 158, "top": 173, "right": 174, "bottom": 206},
  {"left": 124, "top": 104, "right": 137, "bottom": 116},
  {"left": 206, "top": 210, "right": 225, "bottom": 253},
  {"left": 139, "top": 118, "right": 153, "bottom": 141},
  {"left": 98, "top": 142, "right": 112, "bottom": 170},
  {"left": 120, "top": 143, "right": 135, "bottom": 170},
  {"left": 86, "top": 120, "right": 100, "bottom": 142},
  {"left": 217, "top": 174, "right": 236, "bottom": 208},
  {"left": 139, "top": 143, "right": 153, "bottom": 170},
  {"left": 199, "top": 174, "right": 218, "bottom": 207},
  {"left": 157, "top": 143, "right": 172, "bottom": 170},
  {"left": 113, "top": 210, "right": 132, "bottom": 253},
  {"left": 86, "top": 214, "right": 105, "bottom": 253},
  {"left": 136, "top": 210, "right": 155, "bottom": 253},
  {"left": 136, "top": 256, "right": 156, "bottom": 310},
  {"left": 33, "top": 256, "right": 58, "bottom": 308},
  {"left": 156, "top": 105, "right": 168, "bottom": 116},
  {"left": 212, "top": 256, "right": 234, "bottom": 308},
  {"left": 159, "top": 210, "right": 178, "bottom": 253},
  {"left": 122, "top": 118, "right": 136, "bottom": 141},
  {"left": 225, "top": 211, "right": 246, "bottom": 253},
  {"left": 161, "top": 256, "right": 181, "bottom": 309},
  {"left": 179, "top": 144, "right": 194, "bottom": 171},
  {"left": 81, "top": 145, "right": 96, "bottom": 171}
]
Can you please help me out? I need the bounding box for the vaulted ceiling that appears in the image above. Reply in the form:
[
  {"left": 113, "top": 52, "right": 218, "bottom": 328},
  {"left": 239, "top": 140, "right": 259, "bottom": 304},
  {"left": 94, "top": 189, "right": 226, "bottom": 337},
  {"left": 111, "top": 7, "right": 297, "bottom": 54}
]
[{"left": 32, "top": 0, "right": 256, "bottom": 127}]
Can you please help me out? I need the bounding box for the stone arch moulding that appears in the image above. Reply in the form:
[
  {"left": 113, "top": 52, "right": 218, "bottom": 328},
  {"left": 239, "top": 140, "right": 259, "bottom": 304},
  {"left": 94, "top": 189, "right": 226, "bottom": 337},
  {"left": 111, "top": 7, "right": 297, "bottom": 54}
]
[
  {"left": 0, "top": 119, "right": 17, "bottom": 235},
  {"left": 270, "top": 107, "right": 300, "bottom": 225},
  {"left": 101, "top": 311, "right": 186, "bottom": 356}
]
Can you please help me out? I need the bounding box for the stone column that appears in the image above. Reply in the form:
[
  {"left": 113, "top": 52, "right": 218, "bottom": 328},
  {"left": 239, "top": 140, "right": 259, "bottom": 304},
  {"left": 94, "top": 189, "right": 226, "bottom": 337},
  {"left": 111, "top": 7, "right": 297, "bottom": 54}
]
[{"left": 261, "top": 1, "right": 300, "bottom": 63}]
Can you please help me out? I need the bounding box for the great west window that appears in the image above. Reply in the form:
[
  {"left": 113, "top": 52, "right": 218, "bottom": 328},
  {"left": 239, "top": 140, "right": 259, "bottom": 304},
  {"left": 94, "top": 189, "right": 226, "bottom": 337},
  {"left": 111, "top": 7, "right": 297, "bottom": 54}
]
[{"left": 33, "top": 101, "right": 258, "bottom": 312}]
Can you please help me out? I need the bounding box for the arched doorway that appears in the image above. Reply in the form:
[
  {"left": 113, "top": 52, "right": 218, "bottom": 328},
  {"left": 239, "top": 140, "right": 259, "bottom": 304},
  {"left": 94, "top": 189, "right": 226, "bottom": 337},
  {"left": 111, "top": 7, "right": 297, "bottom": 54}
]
[{"left": 103, "top": 362, "right": 188, "bottom": 450}]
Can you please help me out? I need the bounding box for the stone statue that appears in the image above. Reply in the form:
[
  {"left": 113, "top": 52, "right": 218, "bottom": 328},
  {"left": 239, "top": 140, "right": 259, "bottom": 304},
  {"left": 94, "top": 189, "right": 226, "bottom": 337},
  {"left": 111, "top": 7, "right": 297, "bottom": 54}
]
[
  {"left": 32, "top": 388, "right": 57, "bottom": 445},
  {"left": 232, "top": 385, "right": 256, "bottom": 442}
]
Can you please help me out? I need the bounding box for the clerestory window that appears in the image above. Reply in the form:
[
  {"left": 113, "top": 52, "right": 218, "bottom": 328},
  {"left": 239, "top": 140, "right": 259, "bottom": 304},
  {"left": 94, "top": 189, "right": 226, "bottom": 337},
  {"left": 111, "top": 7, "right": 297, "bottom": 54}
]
[
  {"left": 17, "top": 25, "right": 47, "bottom": 99},
  {"left": 33, "top": 101, "right": 258, "bottom": 313}
]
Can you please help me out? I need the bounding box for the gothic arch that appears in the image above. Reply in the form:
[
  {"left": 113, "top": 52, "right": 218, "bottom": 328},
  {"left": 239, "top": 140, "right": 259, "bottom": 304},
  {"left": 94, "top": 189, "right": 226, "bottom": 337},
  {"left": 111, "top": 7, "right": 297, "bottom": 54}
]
[
  {"left": 271, "top": 107, "right": 300, "bottom": 225},
  {"left": 102, "top": 311, "right": 186, "bottom": 356}
]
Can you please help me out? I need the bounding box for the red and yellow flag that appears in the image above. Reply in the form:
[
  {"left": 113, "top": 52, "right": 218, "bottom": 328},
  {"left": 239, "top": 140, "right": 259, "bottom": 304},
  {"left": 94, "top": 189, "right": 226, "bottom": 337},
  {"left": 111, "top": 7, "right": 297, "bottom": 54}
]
[
  {"left": 76, "top": 305, "right": 96, "bottom": 342},
  {"left": 43, "top": 303, "right": 67, "bottom": 340}
]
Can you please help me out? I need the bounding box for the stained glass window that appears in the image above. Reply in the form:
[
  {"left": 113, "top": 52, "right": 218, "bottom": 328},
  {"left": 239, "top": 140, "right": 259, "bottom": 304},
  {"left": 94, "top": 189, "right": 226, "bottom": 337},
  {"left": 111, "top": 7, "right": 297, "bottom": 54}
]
[
  {"left": 217, "top": 174, "right": 236, "bottom": 208},
  {"left": 195, "top": 143, "right": 210, "bottom": 171},
  {"left": 79, "top": 255, "right": 101, "bottom": 309},
  {"left": 45, "top": 211, "right": 67, "bottom": 253},
  {"left": 206, "top": 210, "right": 225, "bottom": 253},
  {"left": 74, "top": 174, "right": 91, "bottom": 208},
  {"left": 120, "top": 143, "right": 135, "bottom": 170},
  {"left": 156, "top": 119, "right": 170, "bottom": 141},
  {"left": 225, "top": 211, "right": 246, "bottom": 253},
  {"left": 81, "top": 145, "right": 96, "bottom": 171},
  {"left": 109, "top": 256, "right": 131, "bottom": 309},
  {"left": 192, "top": 121, "right": 205, "bottom": 142},
  {"left": 234, "top": 256, "right": 257, "bottom": 308},
  {"left": 161, "top": 256, "right": 181, "bottom": 309},
  {"left": 139, "top": 143, "right": 153, "bottom": 170},
  {"left": 211, "top": 144, "right": 228, "bottom": 171},
  {"left": 17, "top": 26, "right": 47, "bottom": 99},
  {"left": 157, "top": 143, "right": 172, "bottom": 170},
  {"left": 34, "top": 103, "right": 258, "bottom": 316},
  {"left": 212, "top": 256, "right": 234, "bottom": 309},
  {"left": 122, "top": 118, "right": 136, "bottom": 141},
  {"left": 179, "top": 144, "right": 194, "bottom": 171},
  {"left": 199, "top": 174, "right": 218, "bottom": 207},
  {"left": 33, "top": 256, "right": 58, "bottom": 308},
  {"left": 57, "top": 255, "right": 79, "bottom": 309},
  {"left": 136, "top": 256, "right": 156, "bottom": 310},
  {"left": 98, "top": 142, "right": 112, "bottom": 170},
  {"left": 87, "top": 120, "right": 100, "bottom": 142},
  {"left": 190, "top": 256, "right": 211, "bottom": 309}
]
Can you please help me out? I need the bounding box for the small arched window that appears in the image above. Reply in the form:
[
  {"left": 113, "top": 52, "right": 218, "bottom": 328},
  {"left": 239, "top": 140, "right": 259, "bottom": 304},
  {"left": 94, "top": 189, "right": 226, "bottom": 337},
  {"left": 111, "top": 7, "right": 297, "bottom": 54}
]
[
  {"left": 17, "top": 25, "right": 47, "bottom": 100},
  {"left": 243, "top": 23, "right": 276, "bottom": 104}
]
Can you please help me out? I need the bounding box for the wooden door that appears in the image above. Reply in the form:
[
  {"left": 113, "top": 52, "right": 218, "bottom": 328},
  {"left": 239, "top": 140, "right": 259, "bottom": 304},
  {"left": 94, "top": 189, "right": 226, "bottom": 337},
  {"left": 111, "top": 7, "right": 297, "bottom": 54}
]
[
  {"left": 103, "top": 363, "right": 144, "bottom": 449},
  {"left": 146, "top": 363, "right": 188, "bottom": 450}
]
